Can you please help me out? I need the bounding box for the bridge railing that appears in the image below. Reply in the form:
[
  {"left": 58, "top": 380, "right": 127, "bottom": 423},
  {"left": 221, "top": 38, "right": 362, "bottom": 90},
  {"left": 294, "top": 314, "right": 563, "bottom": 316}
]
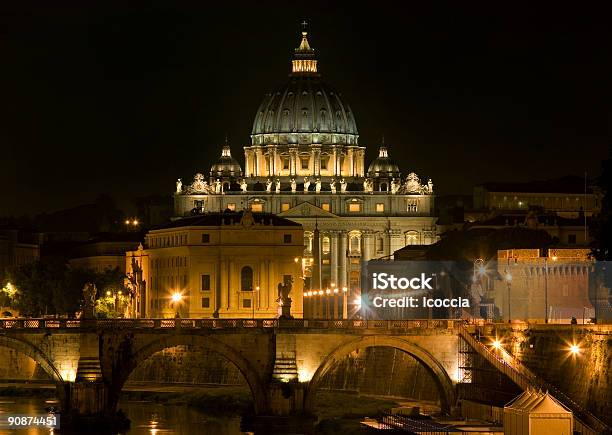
[{"left": 0, "top": 318, "right": 462, "bottom": 331}]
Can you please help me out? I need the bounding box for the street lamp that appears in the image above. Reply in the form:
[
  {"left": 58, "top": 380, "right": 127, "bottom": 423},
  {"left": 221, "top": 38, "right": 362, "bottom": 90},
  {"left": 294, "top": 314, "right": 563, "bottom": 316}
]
[
  {"left": 171, "top": 292, "right": 183, "bottom": 318},
  {"left": 505, "top": 271, "right": 512, "bottom": 323},
  {"left": 252, "top": 286, "right": 260, "bottom": 319}
]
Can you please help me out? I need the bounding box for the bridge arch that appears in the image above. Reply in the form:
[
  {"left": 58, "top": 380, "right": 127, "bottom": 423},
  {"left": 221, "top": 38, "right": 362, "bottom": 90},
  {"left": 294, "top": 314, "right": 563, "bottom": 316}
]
[
  {"left": 305, "top": 335, "right": 456, "bottom": 414},
  {"left": 0, "top": 336, "right": 64, "bottom": 383},
  {"left": 113, "top": 334, "right": 267, "bottom": 413}
]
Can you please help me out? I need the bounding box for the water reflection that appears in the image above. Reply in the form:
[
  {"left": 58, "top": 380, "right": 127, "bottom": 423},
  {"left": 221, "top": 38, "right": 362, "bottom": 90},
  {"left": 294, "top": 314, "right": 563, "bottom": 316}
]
[{"left": 0, "top": 398, "right": 246, "bottom": 435}]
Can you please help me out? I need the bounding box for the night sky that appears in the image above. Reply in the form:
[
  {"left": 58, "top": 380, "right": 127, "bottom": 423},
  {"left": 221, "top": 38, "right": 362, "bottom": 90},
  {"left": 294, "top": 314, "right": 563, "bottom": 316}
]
[{"left": 1, "top": 2, "right": 610, "bottom": 216}]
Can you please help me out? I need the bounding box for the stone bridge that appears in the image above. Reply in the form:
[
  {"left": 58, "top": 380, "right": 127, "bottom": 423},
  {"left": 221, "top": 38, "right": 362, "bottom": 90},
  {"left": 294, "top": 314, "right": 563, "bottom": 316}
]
[
  {"left": 1, "top": 318, "right": 609, "bottom": 433},
  {"left": 0, "top": 318, "right": 459, "bottom": 425}
]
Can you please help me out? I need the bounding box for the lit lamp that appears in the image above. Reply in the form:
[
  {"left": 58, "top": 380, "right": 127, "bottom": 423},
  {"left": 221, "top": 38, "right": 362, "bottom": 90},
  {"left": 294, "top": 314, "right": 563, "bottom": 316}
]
[
  {"left": 568, "top": 343, "right": 581, "bottom": 356},
  {"left": 171, "top": 292, "right": 183, "bottom": 318},
  {"left": 504, "top": 271, "right": 512, "bottom": 323}
]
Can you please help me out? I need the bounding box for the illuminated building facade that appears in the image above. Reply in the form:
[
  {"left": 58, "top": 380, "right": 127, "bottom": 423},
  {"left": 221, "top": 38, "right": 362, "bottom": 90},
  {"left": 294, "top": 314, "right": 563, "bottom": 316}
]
[
  {"left": 126, "top": 210, "right": 304, "bottom": 318},
  {"left": 173, "top": 28, "right": 437, "bottom": 316}
]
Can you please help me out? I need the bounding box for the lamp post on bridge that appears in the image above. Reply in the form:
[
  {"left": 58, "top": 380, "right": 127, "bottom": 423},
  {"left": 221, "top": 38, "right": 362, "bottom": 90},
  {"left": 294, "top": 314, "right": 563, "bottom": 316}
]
[{"left": 504, "top": 271, "right": 512, "bottom": 323}]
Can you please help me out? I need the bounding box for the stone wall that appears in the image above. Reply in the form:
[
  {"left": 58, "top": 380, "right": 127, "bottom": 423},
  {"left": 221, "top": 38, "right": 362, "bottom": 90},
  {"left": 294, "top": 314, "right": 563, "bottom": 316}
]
[
  {"left": 318, "top": 347, "right": 439, "bottom": 402},
  {"left": 127, "top": 345, "right": 246, "bottom": 385},
  {"left": 0, "top": 348, "right": 47, "bottom": 380},
  {"left": 493, "top": 325, "right": 611, "bottom": 424}
]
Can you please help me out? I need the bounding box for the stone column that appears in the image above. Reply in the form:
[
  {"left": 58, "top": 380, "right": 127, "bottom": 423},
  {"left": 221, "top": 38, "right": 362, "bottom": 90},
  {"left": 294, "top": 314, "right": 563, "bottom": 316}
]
[
  {"left": 220, "top": 259, "right": 229, "bottom": 310},
  {"left": 347, "top": 147, "right": 354, "bottom": 177},
  {"left": 312, "top": 146, "right": 321, "bottom": 176},
  {"left": 331, "top": 147, "right": 337, "bottom": 176},
  {"left": 259, "top": 259, "right": 268, "bottom": 310},
  {"left": 229, "top": 261, "right": 238, "bottom": 312},
  {"left": 330, "top": 231, "right": 338, "bottom": 287},
  {"left": 289, "top": 147, "right": 298, "bottom": 177},
  {"left": 312, "top": 225, "right": 321, "bottom": 292},
  {"left": 339, "top": 231, "right": 348, "bottom": 289},
  {"left": 268, "top": 259, "right": 275, "bottom": 310},
  {"left": 363, "top": 231, "right": 373, "bottom": 261},
  {"left": 272, "top": 146, "right": 278, "bottom": 176},
  {"left": 254, "top": 146, "right": 263, "bottom": 177}
]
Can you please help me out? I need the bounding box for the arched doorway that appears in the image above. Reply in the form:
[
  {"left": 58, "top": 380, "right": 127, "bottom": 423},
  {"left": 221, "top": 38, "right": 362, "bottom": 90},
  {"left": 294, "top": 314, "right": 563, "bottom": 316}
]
[
  {"left": 111, "top": 335, "right": 267, "bottom": 414},
  {"left": 305, "top": 336, "right": 456, "bottom": 414}
]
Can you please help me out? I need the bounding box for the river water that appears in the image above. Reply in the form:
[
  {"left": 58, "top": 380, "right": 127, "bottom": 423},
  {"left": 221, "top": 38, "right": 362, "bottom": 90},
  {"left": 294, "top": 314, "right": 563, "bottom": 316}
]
[{"left": 0, "top": 397, "right": 247, "bottom": 435}]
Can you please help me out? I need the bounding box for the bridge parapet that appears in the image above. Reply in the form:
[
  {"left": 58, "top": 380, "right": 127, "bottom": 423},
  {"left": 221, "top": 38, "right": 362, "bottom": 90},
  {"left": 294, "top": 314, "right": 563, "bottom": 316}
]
[{"left": 0, "top": 318, "right": 462, "bottom": 332}]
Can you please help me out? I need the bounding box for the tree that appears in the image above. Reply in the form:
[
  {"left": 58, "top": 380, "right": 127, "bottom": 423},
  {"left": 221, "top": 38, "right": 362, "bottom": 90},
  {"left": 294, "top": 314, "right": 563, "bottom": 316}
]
[{"left": 6, "top": 262, "right": 129, "bottom": 317}]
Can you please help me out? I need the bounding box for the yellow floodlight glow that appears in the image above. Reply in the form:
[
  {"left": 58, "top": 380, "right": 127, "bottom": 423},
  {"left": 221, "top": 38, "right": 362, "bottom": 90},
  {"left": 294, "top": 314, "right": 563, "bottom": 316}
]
[
  {"left": 171, "top": 292, "right": 182, "bottom": 303},
  {"left": 569, "top": 344, "right": 580, "bottom": 355},
  {"left": 492, "top": 339, "right": 502, "bottom": 350}
]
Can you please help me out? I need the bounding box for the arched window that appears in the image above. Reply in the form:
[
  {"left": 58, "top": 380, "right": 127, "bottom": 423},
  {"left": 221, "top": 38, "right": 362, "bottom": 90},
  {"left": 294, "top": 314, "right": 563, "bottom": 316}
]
[
  {"left": 380, "top": 182, "right": 387, "bottom": 192},
  {"left": 241, "top": 266, "right": 253, "bottom": 291}
]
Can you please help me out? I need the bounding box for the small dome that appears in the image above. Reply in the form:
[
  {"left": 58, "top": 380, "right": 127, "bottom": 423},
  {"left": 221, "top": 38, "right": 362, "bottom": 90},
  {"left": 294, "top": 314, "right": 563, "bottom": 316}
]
[
  {"left": 210, "top": 145, "right": 243, "bottom": 178},
  {"left": 368, "top": 146, "right": 400, "bottom": 177}
]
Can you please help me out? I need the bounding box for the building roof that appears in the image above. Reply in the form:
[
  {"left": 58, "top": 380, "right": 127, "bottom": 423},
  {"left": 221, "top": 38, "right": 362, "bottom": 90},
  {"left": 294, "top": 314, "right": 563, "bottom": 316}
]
[
  {"left": 153, "top": 211, "right": 302, "bottom": 230},
  {"left": 477, "top": 176, "right": 596, "bottom": 194},
  {"left": 473, "top": 212, "right": 589, "bottom": 228}
]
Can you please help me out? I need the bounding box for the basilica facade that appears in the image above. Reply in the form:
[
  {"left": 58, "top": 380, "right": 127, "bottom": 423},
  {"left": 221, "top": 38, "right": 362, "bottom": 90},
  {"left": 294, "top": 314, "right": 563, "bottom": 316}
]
[{"left": 173, "top": 28, "right": 437, "bottom": 311}]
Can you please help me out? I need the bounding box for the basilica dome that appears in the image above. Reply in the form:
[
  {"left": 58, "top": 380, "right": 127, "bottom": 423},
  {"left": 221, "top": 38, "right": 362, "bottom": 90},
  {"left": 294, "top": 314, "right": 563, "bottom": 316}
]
[
  {"left": 368, "top": 146, "right": 400, "bottom": 177},
  {"left": 210, "top": 145, "right": 243, "bottom": 178},
  {"left": 250, "top": 29, "right": 358, "bottom": 146}
]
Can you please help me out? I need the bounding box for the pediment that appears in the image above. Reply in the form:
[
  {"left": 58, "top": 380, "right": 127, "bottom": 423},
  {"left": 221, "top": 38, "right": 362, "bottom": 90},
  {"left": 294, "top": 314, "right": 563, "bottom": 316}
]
[{"left": 279, "top": 201, "right": 338, "bottom": 218}]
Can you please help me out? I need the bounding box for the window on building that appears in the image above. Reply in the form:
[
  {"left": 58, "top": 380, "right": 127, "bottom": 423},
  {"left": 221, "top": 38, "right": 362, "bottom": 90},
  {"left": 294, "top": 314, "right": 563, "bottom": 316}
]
[
  {"left": 380, "top": 183, "right": 387, "bottom": 192},
  {"left": 201, "top": 274, "right": 210, "bottom": 291},
  {"left": 405, "top": 231, "right": 419, "bottom": 245},
  {"left": 284, "top": 234, "right": 292, "bottom": 243},
  {"left": 251, "top": 203, "right": 263, "bottom": 212},
  {"left": 376, "top": 203, "right": 384, "bottom": 212},
  {"left": 281, "top": 203, "right": 290, "bottom": 212},
  {"left": 283, "top": 157, "right": 290, "bottom": 170},
  {"left": 243, "top": 298, "right": 252, "bottom": 308},
  {"left": 321, "top": 202, "right": 330, "bottom": 211},
  {"left": 320, "top": 156, "right": 328, "bottom": 170},
  {"left": 322, "top": 236, "right": 330, "bottom": 254},
  {"left": 202, "top": 233, "right": 210, "bottom": 243},
  {"left": 227, "top": 203, "right": 236, "bottom": 211},
  {"left": 241, "top": 266, "right": 253, "bottom": 291},
  {"left": 568, "top": 234, "right": 577, "bottom": 244},
  {"left": 300, "top": 157, "right": 309, "bottom": 169},
  {"left": 349, "top": 203, "right": 361, "bottom": 212},
  {"left": 194, "top": 200, "right": 204, "bottom": 210},
  {"left": 201, "top": 297, "right": 210, "bottom": 308},
  {"left": 407, "top": 200, "right": 418, "bottom": 213},
  {"left": 376, "top": 236, "right": 384, "bottom": 253},
  {"left": 322, "top": 259, "right": 330, "bottom": 265},
  {"left": 349, "top": 234, "right": 361, "bottom": 253}
]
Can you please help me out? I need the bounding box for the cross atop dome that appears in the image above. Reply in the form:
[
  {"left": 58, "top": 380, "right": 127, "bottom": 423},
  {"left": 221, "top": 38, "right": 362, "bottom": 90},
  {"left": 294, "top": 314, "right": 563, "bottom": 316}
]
[{"left": 292, "top": 21, "right": 318, "bottom": 74}]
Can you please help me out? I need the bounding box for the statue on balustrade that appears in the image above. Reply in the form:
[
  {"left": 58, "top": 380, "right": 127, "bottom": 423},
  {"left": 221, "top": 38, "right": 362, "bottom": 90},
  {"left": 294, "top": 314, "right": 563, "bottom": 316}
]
[{"left": 277, "top": 278, "right": 293, "bottom": 319}]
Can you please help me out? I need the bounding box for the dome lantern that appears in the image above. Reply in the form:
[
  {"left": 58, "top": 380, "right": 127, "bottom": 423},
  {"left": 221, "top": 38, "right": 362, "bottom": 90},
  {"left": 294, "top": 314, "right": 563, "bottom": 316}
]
[{"left": 292, "top": 21, "right": 318, "bottom": 75}]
